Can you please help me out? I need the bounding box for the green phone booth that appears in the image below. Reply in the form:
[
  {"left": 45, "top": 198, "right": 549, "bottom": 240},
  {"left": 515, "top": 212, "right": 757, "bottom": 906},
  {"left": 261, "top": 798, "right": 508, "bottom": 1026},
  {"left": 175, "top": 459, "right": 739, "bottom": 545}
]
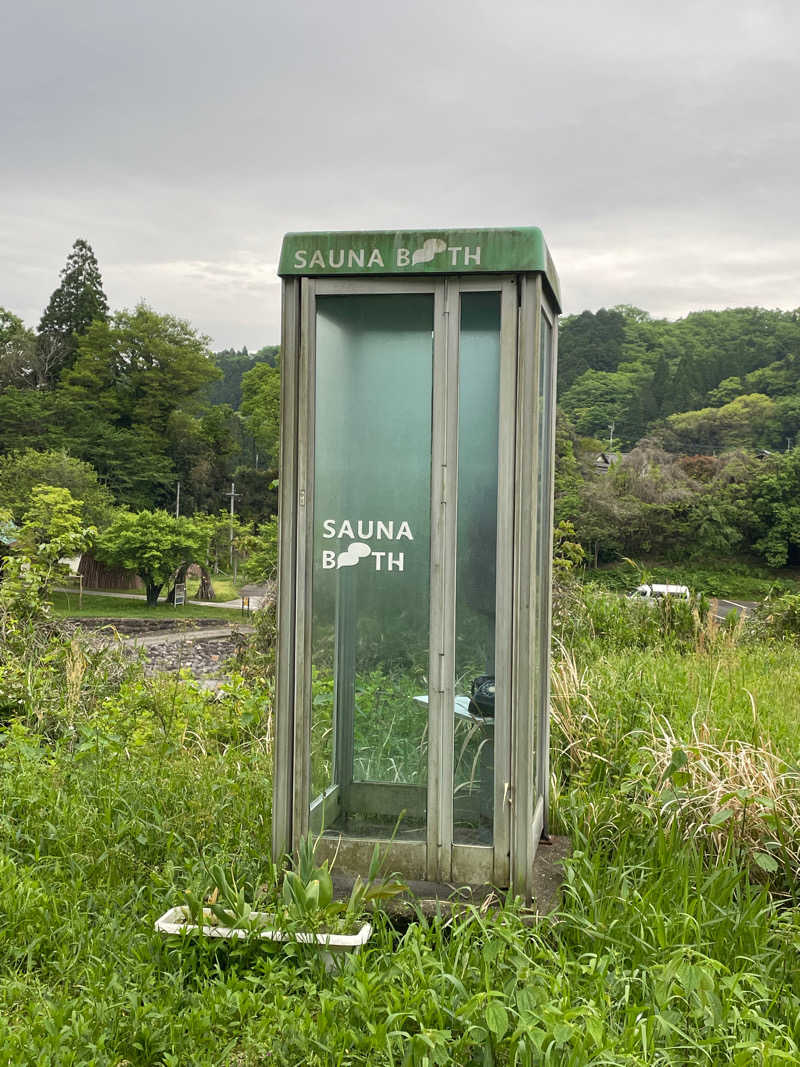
[{"left": 272, "top": 228, "right": 560, "bottom": 899}]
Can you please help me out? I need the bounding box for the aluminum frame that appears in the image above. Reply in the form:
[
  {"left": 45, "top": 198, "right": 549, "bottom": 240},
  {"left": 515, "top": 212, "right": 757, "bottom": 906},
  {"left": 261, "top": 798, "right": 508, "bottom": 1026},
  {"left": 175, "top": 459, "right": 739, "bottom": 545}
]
[{"left": 273, "top": 271, "right": 558, "bottom": 900}]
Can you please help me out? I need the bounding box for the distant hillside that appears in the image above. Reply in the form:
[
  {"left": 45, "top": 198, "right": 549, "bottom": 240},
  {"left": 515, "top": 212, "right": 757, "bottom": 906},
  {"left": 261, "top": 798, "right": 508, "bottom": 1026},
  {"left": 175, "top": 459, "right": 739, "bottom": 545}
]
[
  {"left": 559, "top": 306, "right": 800, "bottom": 451},
  {"left": 206, "top": 345, "right": 279, "bottom": 409}
]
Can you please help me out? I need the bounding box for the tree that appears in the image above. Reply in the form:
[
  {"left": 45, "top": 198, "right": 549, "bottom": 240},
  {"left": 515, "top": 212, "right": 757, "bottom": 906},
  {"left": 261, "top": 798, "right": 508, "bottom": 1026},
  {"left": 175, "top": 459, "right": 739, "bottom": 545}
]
[
  {"left": 54, "top": 304, "right": 221, "bottom": 509},
  {"left": 553, "top": 409, "right": 583, "bottom": 525},
  {"left": 206, "top": 344, "right": 279, "bottom": 408},
  {"left": 16, "top": 486, "right": 95, "bottom": 565},
  {"left": 0, "top": 449, "right": 113, "bottom": 526},
  {"left": 95, "top": 510, "right": 204, "bottom": 606},
  {"left": 650, "top": 354, "right": 670, "bottom": 417},
  {"left": 243, "top": 517, "right": 278, "bottom": 582},
  {"left": 557, "top": 308, "right": 626, "bottom": 395},
  {"left": 38, "top": 238, "right": 109, "bottom": 381},
  {"left": 560, "top": 368, "right": 641, "bottom": 443},
  {"left": 746, "top": 451, "right": 800, "bottom": 567},
  {"left": 0, "top": 308, "right": 38, "bottom": 390},
  {"left": 62, "top": 304, "right": 219, "bottom": 432},
  {"left": 240, "top": 359, "right": 281, "bottom": 467},
  {"left": 166, "top": 405, "right": 243, "bottom": 514}
]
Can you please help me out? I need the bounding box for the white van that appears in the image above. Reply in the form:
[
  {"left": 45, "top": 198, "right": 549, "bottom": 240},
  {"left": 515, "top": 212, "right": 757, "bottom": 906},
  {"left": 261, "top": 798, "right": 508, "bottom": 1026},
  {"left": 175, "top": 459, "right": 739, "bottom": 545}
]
[{"left": 629, "top": 583, "right": 690, "bottom": 602}]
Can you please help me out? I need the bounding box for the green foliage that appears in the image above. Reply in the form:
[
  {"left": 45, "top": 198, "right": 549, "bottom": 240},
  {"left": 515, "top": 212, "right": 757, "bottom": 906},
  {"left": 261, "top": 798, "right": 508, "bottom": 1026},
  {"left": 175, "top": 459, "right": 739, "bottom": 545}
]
[
  {"left": 552, "top": 520, "right": 584, "bottom": 576},
  {"left": 15, "top": 485, "right": 96, "bottom": 564},
  {"left": 748, "top": 449, "right": 800, "bottom": 566},
  {"left": 657, "top": 392, "right": 789, "bottom": 453},
  {"left": 193, "top": 510, "right": 254, "bottom": 577},
  {"left": 166, "top": 406, "right": 245, "bottom": 514},
  {"left": 242, "top": 516, "right": 278, "bottom": 582},
  {"left": 0, "top": 307, "right": 39, "bottom": 390},
  {"left": 750, "top": 592, "right": 800, "bottom": 641},
  {"left": 0, "top": 448, "right": 114, "bottom": 527},
  {"left": 0, "top": 596, "right": 799, "bottom": 1061},
  {"left": 555, "top": 579, "right": 707, "bottom": 656},
  {"left": 55, "top": 304, "right": 220, "bottom": 510},
  {"left": 557, "top": 307, "right": 627, "bottom": 393},
  {"left": 64, "top": 303, "right": 219, "bottom": 432},
  {"left": 206, "top": 345, "right": 279, "bottom": 409},
  {"left": 566, "top": 439, "right": 800, "bottom": 570},
  {"left": 583, "top": 558, "right": 797, "bottom": 600},
  {"left": 559, "top": 306, "right": 800, "bottom": 450},
  {"left": 37, "top": 238, "right": 109, "bottom": 381},
  {"left": 49, "top": 590, "right": 235, "bottom": 619},
  {"left": 239, "top": 359, "right": 281, "bottom": 468},
  {"left": 95, "top": 510, "right": 205, "bottom": 606}
]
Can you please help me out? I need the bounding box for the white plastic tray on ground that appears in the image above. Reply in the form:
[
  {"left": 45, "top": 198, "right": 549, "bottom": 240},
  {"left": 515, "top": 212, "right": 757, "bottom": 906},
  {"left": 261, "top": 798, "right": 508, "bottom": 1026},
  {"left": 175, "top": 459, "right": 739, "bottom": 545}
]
[{"left": 154, "top": 906, "right": 372, "bottom": 967}]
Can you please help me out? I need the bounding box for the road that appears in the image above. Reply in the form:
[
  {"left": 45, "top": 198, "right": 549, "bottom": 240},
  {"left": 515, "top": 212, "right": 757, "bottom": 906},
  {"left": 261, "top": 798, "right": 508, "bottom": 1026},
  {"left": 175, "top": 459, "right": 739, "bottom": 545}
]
[{"left": 712, "top": 598, "right": 757, "bottom": 621}]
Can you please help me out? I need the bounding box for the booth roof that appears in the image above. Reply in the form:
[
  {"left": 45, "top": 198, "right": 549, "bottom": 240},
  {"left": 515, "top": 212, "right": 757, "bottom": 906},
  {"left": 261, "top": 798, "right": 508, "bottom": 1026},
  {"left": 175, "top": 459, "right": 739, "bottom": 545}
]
[{"left": 278, "top": 227, "right": 561, "bottom": 311}]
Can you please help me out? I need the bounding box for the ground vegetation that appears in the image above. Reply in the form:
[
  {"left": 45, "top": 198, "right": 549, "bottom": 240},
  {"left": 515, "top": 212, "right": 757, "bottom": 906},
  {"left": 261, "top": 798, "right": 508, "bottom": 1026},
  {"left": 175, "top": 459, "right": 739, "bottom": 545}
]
[{"left": 0, "top": 571, "right": 798, "bottom": 1062}]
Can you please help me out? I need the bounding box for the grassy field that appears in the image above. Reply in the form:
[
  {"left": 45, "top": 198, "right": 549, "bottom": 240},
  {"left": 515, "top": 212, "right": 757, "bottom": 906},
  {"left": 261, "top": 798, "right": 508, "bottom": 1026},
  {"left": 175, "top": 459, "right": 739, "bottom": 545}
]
[
  {"left": 50, "top": 590, "right": 240, "bottom": 621},
  {"left": 581, "top": 559, "right": 800, "bottom": 600},
  {"left": 0, "top": 588, "right": 798, "bottom": 1063}
]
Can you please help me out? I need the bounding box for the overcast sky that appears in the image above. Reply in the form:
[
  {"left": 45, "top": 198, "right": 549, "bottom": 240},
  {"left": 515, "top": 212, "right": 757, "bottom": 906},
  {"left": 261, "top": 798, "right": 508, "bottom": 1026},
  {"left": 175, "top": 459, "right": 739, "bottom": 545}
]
[{"left": 2, "top": 0, "right": 798, "bottom": 349}]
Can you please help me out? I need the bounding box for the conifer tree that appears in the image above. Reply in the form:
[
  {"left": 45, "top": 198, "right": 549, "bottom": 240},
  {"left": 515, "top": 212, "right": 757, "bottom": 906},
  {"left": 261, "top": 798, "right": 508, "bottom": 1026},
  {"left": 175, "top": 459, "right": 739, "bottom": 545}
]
[{"left": 37, "top": 238, "right": 109, "bottom": 382}]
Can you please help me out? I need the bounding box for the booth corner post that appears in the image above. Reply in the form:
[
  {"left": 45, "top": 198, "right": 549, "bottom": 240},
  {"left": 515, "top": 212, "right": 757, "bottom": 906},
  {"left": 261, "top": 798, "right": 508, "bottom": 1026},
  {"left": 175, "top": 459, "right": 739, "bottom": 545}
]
[{"left": 272, "top": 228, "right": 560, "bottom": 902}]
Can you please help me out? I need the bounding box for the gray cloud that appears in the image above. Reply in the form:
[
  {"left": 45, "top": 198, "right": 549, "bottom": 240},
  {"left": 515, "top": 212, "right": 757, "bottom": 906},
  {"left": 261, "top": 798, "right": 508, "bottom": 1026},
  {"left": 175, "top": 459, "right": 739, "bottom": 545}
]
[{"left": 2, "top": 0, "right": 799, "bottom": 347}]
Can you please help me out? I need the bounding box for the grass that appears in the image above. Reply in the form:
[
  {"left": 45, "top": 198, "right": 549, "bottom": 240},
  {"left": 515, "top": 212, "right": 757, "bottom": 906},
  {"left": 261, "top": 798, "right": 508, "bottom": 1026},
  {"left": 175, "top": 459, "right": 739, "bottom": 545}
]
[
  {"left": 1, "top": 589, "right": 799, "bottom": 1062},
  {"left": 50, "top": 590, "right": 239, "bottom": 621},
  {"left": 560, "top": 642, "right": 800, "bottom": 760},
  {"left": 198, "top": 575, "right": 241, "bottom": 602},
  {"left": 582, "top": 559, "right": 800, "bottom": 600}
]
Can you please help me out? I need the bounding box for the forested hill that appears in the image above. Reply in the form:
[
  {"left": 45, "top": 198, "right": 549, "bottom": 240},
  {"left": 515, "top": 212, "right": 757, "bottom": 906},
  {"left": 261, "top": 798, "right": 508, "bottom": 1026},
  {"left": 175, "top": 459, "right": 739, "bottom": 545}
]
[
  {"left": 559, "top": 306, "right": 800, "bottom": 453},
  {"left": 0, "top": 240, "right": 281, "bottom": 521},
  {"left": 4, "top": 234, "right": 800, "bottom": 571},
  {"left": 206, "top": 345, "right": 279, "bottom": 409}
]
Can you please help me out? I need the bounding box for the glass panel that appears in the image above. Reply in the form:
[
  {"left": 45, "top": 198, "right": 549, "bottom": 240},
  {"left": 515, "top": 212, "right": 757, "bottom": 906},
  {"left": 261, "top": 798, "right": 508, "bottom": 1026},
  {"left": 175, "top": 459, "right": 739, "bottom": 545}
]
[
  {"left": 534, "top": 310, "right": 554, "bottom": 805},
  {"left": 453, "top": 291, "right": 501, "bottom": 844},
  {"left": 310, "top": 293, "right": 433, "bottom": 841}
]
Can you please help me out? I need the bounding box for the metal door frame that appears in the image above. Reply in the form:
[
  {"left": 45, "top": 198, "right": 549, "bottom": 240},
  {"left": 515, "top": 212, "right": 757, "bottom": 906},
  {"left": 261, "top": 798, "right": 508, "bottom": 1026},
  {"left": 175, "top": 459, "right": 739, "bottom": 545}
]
[{"left": 280, "top": 275, "right": 520, "bottom": 886}]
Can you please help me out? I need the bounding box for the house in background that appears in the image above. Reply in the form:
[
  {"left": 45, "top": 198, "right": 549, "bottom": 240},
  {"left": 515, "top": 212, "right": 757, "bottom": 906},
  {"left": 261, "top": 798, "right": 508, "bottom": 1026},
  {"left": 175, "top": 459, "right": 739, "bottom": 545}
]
[{"left": 594, "top": 451, "right": 622, "bottom": 473}]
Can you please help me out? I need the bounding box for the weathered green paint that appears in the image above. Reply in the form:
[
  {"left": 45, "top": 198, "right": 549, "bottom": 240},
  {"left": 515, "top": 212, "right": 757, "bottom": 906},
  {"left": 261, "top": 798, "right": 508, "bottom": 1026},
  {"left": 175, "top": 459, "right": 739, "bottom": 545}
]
[{"left": 279, "top": 227, "right": 561, "bottom": 309}]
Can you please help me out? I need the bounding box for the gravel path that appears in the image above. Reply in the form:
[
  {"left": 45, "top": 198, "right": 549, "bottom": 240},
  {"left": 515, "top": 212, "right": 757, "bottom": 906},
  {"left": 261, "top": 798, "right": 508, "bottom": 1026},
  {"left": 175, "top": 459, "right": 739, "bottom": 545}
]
[{"left": 73, "top": 619, "right": 257, "bottom": 690}]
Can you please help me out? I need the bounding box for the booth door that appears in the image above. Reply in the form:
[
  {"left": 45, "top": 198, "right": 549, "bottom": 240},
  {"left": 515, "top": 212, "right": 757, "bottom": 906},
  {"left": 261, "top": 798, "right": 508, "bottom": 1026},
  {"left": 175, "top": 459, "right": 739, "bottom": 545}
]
[{"left": 297, "top": 277, "right": 516, "bottom": 886}]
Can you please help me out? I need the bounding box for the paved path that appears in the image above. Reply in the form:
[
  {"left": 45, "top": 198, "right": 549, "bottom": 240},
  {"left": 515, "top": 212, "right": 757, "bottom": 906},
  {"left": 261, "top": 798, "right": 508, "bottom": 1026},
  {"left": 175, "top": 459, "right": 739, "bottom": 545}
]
[
  {"left": 713, "top": 598, "right": 757, "bottom": 620},
  {"left": 123, "top": 624, "right": 254, "bottom": 648}
]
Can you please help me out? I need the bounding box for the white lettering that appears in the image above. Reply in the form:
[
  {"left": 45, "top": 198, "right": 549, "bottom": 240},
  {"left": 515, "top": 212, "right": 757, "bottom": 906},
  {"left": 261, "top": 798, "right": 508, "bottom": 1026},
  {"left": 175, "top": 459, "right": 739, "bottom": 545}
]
[
  {"left": 448, "top": 246, "right": 463, "bottom": 265},
  {"left": 322, "top": 551, "right": 336, "bottom": 569},
  {"left": 387, "top": 552, "right": 404, "bottom": 572},
  {"left": 464, "top": 246, "right": 481, "bottom": 265},
  {"left": 396, "top": 248, "right": 411, "bottom": 266},
  {"left": 328, "top": 249, "right": 344, "bottom": 268},
  {"left": 309, "top": 250, "right": 325, "bottom": 268},
  {"left": 348, "top": 248, "right": 365, "bottom": 268},
  {"left": 372, "top": 551, "right": 386, "bottom": 571},
  {"left": 294, "top": 250, "right": 307, "bottom": 269},
  {"left": 367, "top": 249, "right": 384, "bottom": 268},
  {"left": 322, "top": 518, "right": 414, "bottom": 542}
]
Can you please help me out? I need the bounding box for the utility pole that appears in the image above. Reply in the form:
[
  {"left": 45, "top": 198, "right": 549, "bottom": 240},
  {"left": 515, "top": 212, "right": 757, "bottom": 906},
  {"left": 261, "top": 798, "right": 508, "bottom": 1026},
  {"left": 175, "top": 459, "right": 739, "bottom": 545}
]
[
  {"left": 224, "top": 481, "right": 241, "bottom": 576},
  {"left": 787, "top": 437, "right": 793, "bottom": 453},
  {"left": 175, "top": 481, "right": 181, "bottom": 518},
  {"left": 608, "top": 421, "right": 615, "bottom": 454}
]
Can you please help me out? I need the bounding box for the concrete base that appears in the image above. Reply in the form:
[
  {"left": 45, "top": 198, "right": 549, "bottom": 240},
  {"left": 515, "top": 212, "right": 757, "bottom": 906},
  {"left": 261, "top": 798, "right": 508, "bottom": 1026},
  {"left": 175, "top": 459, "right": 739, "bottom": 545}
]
[{"left": 331, "top": 834, "right": 572, "bottom": 925}]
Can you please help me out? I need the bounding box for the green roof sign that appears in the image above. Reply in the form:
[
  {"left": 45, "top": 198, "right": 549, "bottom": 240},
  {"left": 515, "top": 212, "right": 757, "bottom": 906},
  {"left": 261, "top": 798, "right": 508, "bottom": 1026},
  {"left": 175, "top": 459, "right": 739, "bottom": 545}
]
[{"left": 279, "top": 227, "right": 560, "bottom": 309}]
